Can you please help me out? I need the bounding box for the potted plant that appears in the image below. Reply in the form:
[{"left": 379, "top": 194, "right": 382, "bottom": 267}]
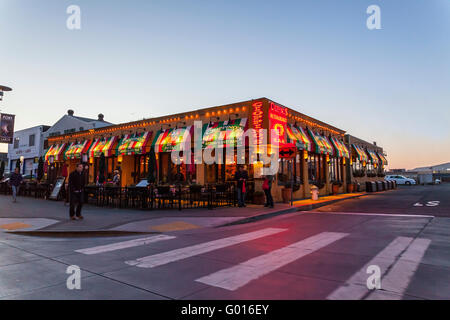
[
  {"left": 332, "top": 181, "right": 342, "bottom": 195},
  {"left": 348, "top": 180, "right": 356, "bottom": 193},
  {"left": 253, "top": 191, "right": 265, "bottom": 205}
]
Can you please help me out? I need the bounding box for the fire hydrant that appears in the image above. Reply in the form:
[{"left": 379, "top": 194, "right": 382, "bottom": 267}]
[{"left": 311, "top": 185, "right": 319, "bottom": 201}]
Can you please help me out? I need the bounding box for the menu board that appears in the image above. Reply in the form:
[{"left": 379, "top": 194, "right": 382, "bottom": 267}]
[{"left": 49, "top": 177, "right": 66, "bottom": 200}]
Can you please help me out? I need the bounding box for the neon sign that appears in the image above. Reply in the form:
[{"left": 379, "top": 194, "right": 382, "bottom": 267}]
[
  {"left": 269, "top": 102, "right": 287, "bottom": 146},
  {"left": 252, "top": 102, "right": 263, "bottom": 146}
]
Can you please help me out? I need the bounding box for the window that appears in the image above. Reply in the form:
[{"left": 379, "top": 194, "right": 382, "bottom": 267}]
[
  {"left": 13, "top": 138, "right": 19, "bottom": 149},
  {"left": 308, "top": 154, "right": 325, "bottom": 183},
  {"left": 329, "top": 158, "right": 343, "bottom": 182},
  {"left": 29, "top": 134, "right": 35, "bottom": 147}
]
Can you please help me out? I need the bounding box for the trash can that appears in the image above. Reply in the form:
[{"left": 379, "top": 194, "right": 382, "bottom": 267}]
[
  {"left": 366, "top": 181, "right": 376, "bottom": 192},
  {"left": 311, "top": 185, "right": 319, "bottom": 201},
  {"left": 376, "top": 181, "right": 383, "bottom": 191}
]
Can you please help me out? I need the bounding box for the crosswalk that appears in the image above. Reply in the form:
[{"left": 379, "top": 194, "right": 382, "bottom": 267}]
[{"left": 73, "top": 228, "right": 432, "bottom": 299}]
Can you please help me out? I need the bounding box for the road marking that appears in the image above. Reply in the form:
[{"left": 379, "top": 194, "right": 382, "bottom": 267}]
[
  {"left": 327, "top": 236, "right": 414, "bottom": 300},
  {"left": 366, "top": 238, "right": 431, "bottom": 300},
  {"left": 75, "top": 235, "right": 176, "bottom": 255},
  {"left": 0, "top": 222, "right": 32, "bottom": 230},
  {"left": 413, "top": 201, "right": 440, "bottom": 207},
  {"left": 125, "top": 228, "right": 287, "bottom": 268},
  {"left": 307, "top": 212, "right": 434, "bottom": 218},
  {"left": 196, "top": 232, "right": 348, "bottom": 291}
]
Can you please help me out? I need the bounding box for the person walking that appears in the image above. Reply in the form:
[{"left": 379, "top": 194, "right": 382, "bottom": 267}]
[
  {"left": 68, "top": 163, "right": 85, "bottom": 220},
  {"left": 10, "top": 167, "right": 23, "bottom": 203},
  {"left": 234, "top": 165, "right": 249, "bottom": 207},
  {"left": 262, "top": 175, "right": 274, "bottom": 208}
]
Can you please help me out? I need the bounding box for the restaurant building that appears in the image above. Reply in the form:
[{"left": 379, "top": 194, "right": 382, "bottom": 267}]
[
  {"left": 45, "top": 98, "right": 388, "bottom": 202},
  {"left": 345, "top": 135, "right": 388, "bottom": 191}
]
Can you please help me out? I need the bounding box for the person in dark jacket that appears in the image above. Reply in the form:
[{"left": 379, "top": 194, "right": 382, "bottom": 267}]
[
  {"left": 234, "top": 166, "right": 249, "bottom": 207},
  {"left": 68, "top": 163, "right": 85, "bottom": 220},
  {"left": 262, "top": 175, "right": 274, "bottom": 208},
  {"left": 9, "top": 167, "right": 23, "bottom": 203}
]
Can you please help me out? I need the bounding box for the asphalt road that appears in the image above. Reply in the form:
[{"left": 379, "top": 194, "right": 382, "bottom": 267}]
[
  {"left": 0, "top": 184, "right": 449, "bottom": 300},
  {"left": 314, "top": 183, "right": 450, "bottom": 217}
]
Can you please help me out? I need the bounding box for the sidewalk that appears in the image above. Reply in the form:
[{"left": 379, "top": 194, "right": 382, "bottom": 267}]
[{"left": 0, "top": 192, "right": 367, "bottom": 235}]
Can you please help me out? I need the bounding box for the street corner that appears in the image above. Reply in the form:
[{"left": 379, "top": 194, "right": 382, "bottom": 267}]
[
  {"left": 0, "top": 218, "right": 60, "bottom": 233},
  {"left": 109, "top": 217, "right": 247, "bottom": 234}
]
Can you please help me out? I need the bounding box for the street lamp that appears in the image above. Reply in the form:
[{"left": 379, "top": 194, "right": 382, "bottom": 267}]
[{"left": 0, "top": 85, "right": 12, "bottom": 102}]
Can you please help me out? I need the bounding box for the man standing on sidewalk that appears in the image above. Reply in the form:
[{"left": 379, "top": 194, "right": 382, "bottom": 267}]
[
  {"left": 9, "top": 167, "right": 23, "bottom": 203},
  {"left": 68, "top": 163, "right": 85, "bottom": 221},
  {"left": 234, "top": 165, "right": 249, "bottom": 207}
]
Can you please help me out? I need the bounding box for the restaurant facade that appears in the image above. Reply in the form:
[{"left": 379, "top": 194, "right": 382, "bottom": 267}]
[{"left": 45, "top": 98, "right": 388, "bottom": 203}]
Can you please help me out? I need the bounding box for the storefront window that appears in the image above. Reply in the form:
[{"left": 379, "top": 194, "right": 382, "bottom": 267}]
[
  {"left": 278, "top": 154, "right": 303, "bottom": 185},
  {"left": 308, "top": 154, "right": 325, "bottom": 183},
  {"left": 352, "top": 158, "right": 365, "bottom": 177},
  {"left": 329, "top": 158, "right": 342, "bottom": 182}
]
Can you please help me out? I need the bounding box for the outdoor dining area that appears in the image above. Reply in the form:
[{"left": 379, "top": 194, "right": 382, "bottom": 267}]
[{"left": 0, "top": 177, "right": 239, "bottom": 211}]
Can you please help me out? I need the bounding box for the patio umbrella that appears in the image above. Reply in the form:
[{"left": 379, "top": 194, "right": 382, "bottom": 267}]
[
  {"left": 98, "top": 153, "right": 106, "bottom": 184},
  {"left": 37, "top": 157, "right": 44, "bottom": 182},
  {"left": 147, "top": 148, "right": 157, "bottom": 184},
  {"left": 0, "top": 161, "right": 4, "bottom": 180}
]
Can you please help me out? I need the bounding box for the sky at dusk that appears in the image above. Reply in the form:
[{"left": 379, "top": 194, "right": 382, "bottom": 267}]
[{"left": 0, "top": 0, "right": 449, "bottom": 169}]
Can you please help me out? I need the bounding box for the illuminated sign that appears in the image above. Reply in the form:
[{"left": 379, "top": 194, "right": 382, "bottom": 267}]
[
  {"left": 252, "top": 102, "right": 263, "bottom": 146},
  {"left": 269, "top": 102, "right": 287, "bottom": 146}
]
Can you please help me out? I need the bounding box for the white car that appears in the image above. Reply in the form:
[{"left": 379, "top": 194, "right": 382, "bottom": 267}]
[
  {"left": 435, "top": 179, "right": 441, "bottom": 185},
  {"left": 385, "top": 175, "right": 417, "bottom": 185}
]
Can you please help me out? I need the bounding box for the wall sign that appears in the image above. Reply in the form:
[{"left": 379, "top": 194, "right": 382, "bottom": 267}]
[
  {"left": 252, "top": 102, "right": 264, "bottom": 147},
  {"left": 0, "top": 113, "right": 15, "bottom": 144},
  {"left": 269, "top": 102, "right": 287, "bottom": 146}
]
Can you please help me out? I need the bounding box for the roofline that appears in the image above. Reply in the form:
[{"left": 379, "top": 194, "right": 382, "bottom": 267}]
[{"left": 48, "top": 97, "right": 346, "bottom": 142}]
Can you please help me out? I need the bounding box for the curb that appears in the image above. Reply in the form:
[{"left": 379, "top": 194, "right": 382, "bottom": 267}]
[
  {"left": 6, "top": 230, "right": 159, "bottom": 238},
  {"left": 218, "top": 193, "right": 367, "bottom": 227}
]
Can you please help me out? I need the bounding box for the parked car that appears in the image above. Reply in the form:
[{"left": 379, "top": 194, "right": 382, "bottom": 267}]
[
  {"left": 435, "top": 179, "right": 441, "bottom": 185},
  {"left": 385, "top": 175, "right": 416, "bottom": 185}
]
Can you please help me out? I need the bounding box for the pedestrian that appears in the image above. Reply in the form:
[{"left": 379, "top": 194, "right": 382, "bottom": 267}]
[
  {"left": 262, "top": 175, "right": 274, "bottom": 208},
  {"left": 62, "top": 163, "right": 69, "bottom": 206},
  {"left": 68, "top": 163, "right": 85, "bottom": 221},
  {"left": 234, "top": 165, "right": 249, "bottom": 207},
  {"left": 9, "top": 167, "right": 23, "bottom": 203},
  {"left": 112, "top": 170, "right": 121, "bottom": 186}
]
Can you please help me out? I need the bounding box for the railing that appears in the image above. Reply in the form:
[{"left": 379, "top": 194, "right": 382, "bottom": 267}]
[
  {"left": 0, "top": 181, "right": 52, "bottom": 199},
  {"left": 83, "top": 183, "right": 237, "bottom": 210},
  {"left": 1, "top": 181, "right": 237, "bottom": 210}
]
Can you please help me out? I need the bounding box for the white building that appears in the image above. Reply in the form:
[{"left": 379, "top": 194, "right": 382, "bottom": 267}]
[
  {"left": 8, "top": 125, "right": 50, "bottom": 176},
  {"left": 8, "top": 110, "right": 113, "bottom": 176},
  {"left": 44, "top": 110, "right": 112, "bottom": 139}
]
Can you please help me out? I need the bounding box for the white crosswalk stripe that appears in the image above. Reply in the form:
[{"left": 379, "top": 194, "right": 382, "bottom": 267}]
[
  {"left": 327, "top": 236, "right": 430, "bottom": 300},
  {"left": 75, "top": 235, "right": 176, "bottom": 255},
  {"left": 195, "top": 232, "right": 348, "bottom": 291},
  {"left": 366, "top": 238, "right": 431, "bottom": 300},
  {"left": 125, "top": 228, "right": 287, "bottom": 268}
]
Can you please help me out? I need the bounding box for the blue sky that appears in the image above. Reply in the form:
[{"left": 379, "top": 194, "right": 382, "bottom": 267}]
[{"left": 1, "top": 0, "right": 449, "bottom": 169}]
